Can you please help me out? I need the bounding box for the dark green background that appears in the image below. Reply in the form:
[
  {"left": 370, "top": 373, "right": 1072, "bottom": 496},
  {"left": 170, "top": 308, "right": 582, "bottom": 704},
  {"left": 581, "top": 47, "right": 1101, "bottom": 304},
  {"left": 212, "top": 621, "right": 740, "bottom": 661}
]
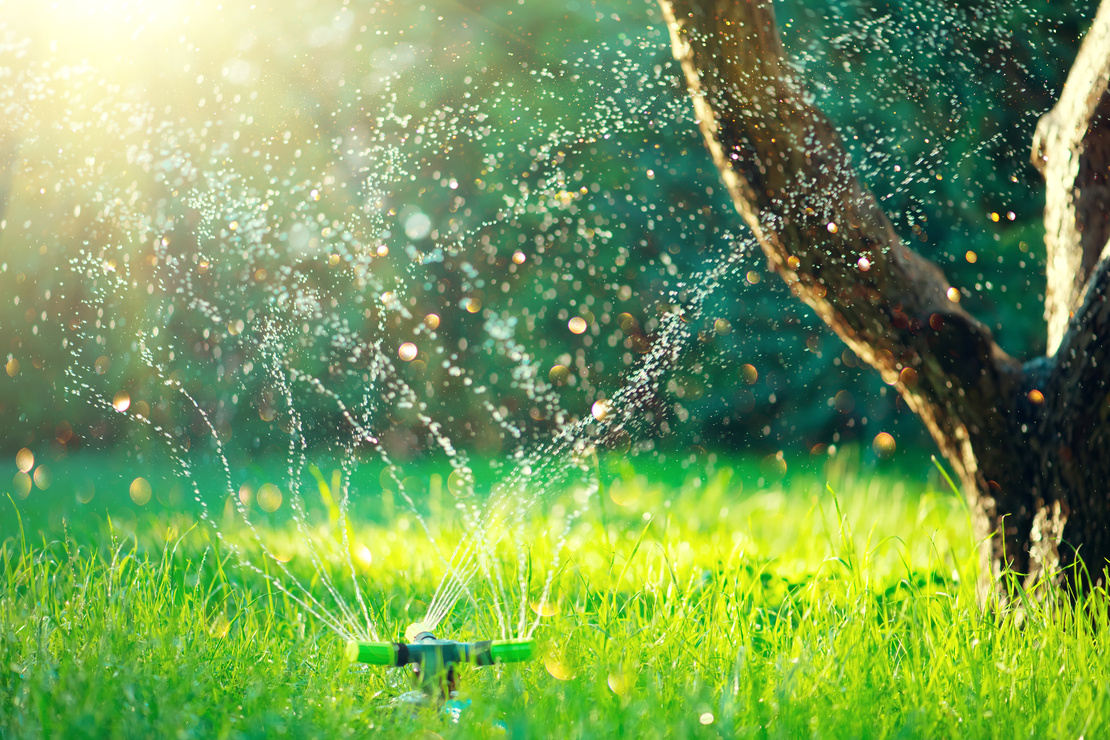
[{"left": 0, "top": 0, "right": 1099, "bottom": 479}]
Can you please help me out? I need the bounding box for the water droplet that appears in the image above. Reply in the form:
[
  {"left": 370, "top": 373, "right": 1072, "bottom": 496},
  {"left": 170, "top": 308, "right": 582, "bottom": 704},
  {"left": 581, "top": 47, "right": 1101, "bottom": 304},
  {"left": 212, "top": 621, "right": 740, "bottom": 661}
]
[
  {"left": 530, "top": 598, "right": 559, "bottom": 616},
  {"left": 404, "top": 211, "right": 432, "bottom": 240},
  {"left": 544, "top": 654, "right": 574, "bottom": 680},
  {"left": 834, "top": 390, "right": 854, "bottom": 413},
  {"left": 873, "top": 432, "right": 896, "bottom": 458},
  {"left": 568, "top": 317, "right": 587, "bottom": 334},
  {"left": 112, "top": 391, "right": 131, "bottom": 412},
  {"left": 398, "top": 342, "right": 418, "bottom": 361},
  {"left": 607, "top": 671, "right": 632, "bottom": 696},
  {"left": 13, "top": 472, "right": 31, "bottom": 499},
  {"left": 257, "top": 483, "right": 283, "bottom": 512},
  {"left": 899, "top": 367, "right": 918, "bottom": 388},
  {"left": 355, "top": 545, "right": 373, "bottom": 567},
  {"left": 130, "top": 477, "right": 152, "bottom": 505},
  {"left": 608, "top": 479, "right": 637, "bottom": 507},
  {"left": 15, "top": 448, "right": 34, "bottom": 473},
  {"left": 447, "top": 470, "right": 472, "bottom": 498},
  {"left": 760, "top": 452, "right": 787, "bottom": 480}
]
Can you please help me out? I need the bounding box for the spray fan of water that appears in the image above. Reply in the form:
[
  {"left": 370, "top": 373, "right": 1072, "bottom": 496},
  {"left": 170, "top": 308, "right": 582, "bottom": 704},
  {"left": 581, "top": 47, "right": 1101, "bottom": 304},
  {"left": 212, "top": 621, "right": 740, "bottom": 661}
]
[
  {"left": 1, "top": 0, "right": 1072, "bottom": 656},
  {"left": 0, "top": 0, "right": 760, "bottom": 649}
]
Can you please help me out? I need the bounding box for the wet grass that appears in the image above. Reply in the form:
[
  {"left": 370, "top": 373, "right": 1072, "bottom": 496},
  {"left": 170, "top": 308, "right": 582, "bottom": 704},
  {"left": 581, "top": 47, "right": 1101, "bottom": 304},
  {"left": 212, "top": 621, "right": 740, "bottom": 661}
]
[{"left": 2, "top": 458, "right": 1110, "bottom": 739}]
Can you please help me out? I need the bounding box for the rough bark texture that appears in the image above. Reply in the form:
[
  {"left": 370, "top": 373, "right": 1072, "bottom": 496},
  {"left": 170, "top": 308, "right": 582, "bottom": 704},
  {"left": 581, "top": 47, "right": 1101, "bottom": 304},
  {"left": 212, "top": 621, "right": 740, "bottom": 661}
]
[
  {"left": 660, "top": 0, "right": 1110, "bottom": 595},
  {"left": 1032, "top": 1, "right": 1110, "bottom": 354}
]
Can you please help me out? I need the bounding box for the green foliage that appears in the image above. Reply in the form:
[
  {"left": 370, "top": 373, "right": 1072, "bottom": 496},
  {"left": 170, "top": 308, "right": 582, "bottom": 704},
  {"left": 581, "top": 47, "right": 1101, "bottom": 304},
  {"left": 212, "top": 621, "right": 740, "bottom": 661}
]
[
  {"left": 3, "top": 464, "right": 1109, "bottom": 738},
  {"left": 0, "top": 0, "right": 1097, "bottom": 463}
]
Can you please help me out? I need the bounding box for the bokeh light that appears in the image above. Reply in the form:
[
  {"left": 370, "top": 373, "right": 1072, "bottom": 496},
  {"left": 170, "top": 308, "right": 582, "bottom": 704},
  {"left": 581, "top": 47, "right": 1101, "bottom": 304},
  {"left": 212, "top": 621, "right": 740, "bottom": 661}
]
[
  {"left": 33, "top": 466, "right": 52, "bottom": 490},
  {"left": 607, "top": 670, "right": 632, "bottom": 697},
  {"left": 544, "top": 654, "right": 574, "bottom": 681},
  {"left": 112, "top": 391, "right": 131, "bottom": 412},
  {"left": 257, "top": 483, "right": 283, "bottom": 513},
  {"left": 13, "top": 472, "right": 32, "bottom": 499},
  {"left": 129, "top": 477, "right": 152, "bottom": 505},
  {"left": 530, "top": 598, "right": 559, "bottom": 617},
  {"left": 15, "top": 448, "right": 34, "bottom": 473},
  {"left": 873, "top": 432, "right": 897, "bottom": 459}
]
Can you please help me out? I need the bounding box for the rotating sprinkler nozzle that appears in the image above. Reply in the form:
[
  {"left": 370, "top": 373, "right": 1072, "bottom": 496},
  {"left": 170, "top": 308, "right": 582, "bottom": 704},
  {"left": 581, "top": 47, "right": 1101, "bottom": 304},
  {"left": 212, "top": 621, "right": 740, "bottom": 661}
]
[{"left": 346, "top": 623, "right": 533, "bottom": 699}]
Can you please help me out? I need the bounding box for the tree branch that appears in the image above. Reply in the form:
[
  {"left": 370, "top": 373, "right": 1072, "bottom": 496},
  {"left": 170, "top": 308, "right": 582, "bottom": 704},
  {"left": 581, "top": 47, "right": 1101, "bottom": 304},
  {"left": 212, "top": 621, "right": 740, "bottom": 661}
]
[
  {"left": 1032, "top": 0, "right": 1110, "bottom": 355},
  {"left": 658, "top": 0, "right": 1020, "bottom": 498},
  {"left": 661, "top": 0, "right": 1110, "bottom": 593}
]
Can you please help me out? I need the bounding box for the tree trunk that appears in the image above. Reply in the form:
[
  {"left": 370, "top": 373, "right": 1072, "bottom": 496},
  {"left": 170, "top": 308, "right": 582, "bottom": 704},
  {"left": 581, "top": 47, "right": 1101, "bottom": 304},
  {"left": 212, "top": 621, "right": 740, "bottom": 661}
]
[{"left": 659, "top": 0, "right": 1110, "bottom": 596}]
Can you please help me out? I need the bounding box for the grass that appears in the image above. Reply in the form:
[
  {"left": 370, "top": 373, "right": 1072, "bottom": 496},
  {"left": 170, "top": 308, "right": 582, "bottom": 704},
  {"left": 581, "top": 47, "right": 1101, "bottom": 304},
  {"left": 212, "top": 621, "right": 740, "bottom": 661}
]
[{"left": 2, "top": 454, "right": 1110, "bottom": 739}]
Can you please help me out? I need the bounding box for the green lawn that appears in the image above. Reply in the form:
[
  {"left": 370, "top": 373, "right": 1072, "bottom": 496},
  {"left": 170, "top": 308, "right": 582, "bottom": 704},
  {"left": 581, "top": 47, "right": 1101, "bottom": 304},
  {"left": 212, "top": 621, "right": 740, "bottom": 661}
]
[{"left": 2, "top": 455, "right": 1108, "bottom": 738}]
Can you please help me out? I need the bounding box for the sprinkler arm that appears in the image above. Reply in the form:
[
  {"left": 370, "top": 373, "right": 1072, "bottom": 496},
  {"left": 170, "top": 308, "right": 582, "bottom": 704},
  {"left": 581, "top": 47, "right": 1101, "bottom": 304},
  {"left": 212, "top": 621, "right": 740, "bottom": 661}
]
[
  {"left": 346, "top": 628, "right": 533, "bottom": 697},
  {"left": 346, "top": 634, "right": 533, "bottom": 667}
]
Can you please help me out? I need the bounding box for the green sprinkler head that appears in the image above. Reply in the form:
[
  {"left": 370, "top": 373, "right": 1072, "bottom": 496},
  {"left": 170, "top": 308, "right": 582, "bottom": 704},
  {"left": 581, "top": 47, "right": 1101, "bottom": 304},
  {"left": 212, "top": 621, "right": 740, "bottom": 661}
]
[{"left": 346, "top": 622, "right": 533, "bottom": 698}]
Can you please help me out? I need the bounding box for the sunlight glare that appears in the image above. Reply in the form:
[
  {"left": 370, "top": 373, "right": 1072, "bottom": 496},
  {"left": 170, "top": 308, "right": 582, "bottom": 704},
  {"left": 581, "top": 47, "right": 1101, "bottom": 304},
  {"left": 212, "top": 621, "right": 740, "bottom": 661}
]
[{"left": 16, "top": 0, "right": 190, "bottom": 74}]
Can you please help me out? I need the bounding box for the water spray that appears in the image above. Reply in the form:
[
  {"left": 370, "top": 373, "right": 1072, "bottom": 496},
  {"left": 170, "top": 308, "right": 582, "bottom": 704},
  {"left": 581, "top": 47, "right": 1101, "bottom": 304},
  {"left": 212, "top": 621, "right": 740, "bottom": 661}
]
[{"left": 346, "top": 622, "right": 533, "bottom": 700}]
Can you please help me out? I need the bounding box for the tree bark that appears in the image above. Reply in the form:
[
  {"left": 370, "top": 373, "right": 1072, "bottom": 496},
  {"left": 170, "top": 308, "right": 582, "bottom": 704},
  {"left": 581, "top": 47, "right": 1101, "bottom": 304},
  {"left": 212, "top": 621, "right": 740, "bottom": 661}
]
[
  {"left": 1032, "top": 2, "right": 1110, "bottom": 355},
  {"left": 660, "top": 0, "right": 1110, "bottom": 596}
]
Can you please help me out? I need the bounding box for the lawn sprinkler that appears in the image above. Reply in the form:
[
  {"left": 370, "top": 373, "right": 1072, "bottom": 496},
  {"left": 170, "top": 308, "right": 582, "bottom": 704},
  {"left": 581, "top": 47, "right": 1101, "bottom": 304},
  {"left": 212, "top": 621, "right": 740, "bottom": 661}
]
[{"left": 346, "top": 622, "right": 533, "bottom": 703}]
